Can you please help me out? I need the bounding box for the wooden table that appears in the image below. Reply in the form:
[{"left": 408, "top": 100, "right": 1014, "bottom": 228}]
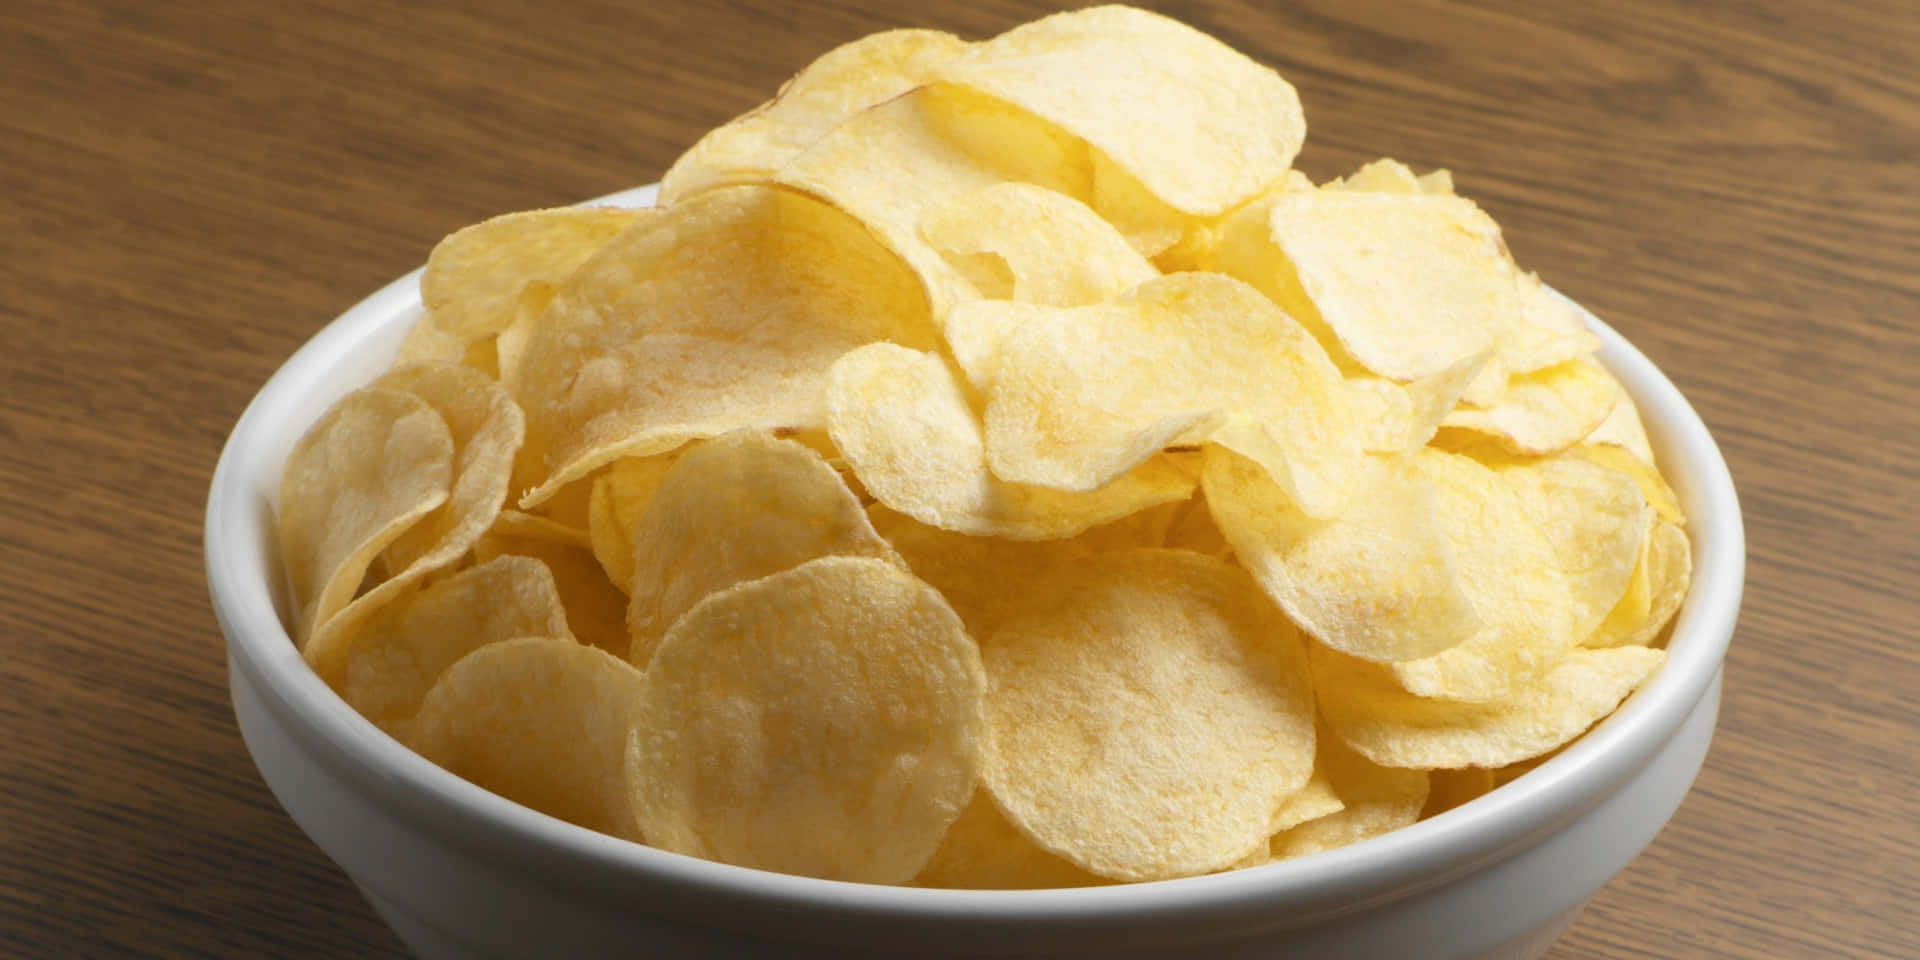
[{"left": 4, "top": 1, "right": 1914, "bottom": 956}]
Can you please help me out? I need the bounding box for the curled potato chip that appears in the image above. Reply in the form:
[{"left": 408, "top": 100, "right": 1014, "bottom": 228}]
[
  {"left": 1497, "top": 454, "right": 1651, "bottom": 642},
  {"left": 660, "top": 29, "right": 969, "bottom": 203},
  {"left": 981, "top": 272, "right": 1359, "bottom": 516},
  {"left": 586, "top": 454, "right": 679, "bottom": 596},
  {"left": 913, "top": 791, "right": 1104, "bottom": 890},
  {"left": 921, "top": 182, "right": 1156, "bottom": 308},
  {"left": 1574, "top": 440, "right": 1684, "bottom": 526},
  {"left": 494, "top": 280, "right": 559, "bottom": 395},
  {"left": 1205, "top": 448, "right": 1481, "bottom": 663},
  {"left": 1588, "top": 519, "right": 1691, "bottom": 649},
  {"left": 827, "top": 343, "right": 1194, "bottom": 540},
  {"left": 1442, "top": 355, "right": 1618, "bottom": 455},
  {"left": 1326, "top": 158, "right": 1424, "bottom": 194},
  {"left": 400, "top": 207, "right": 644, "bottom": 370},
  {"left": 411, "top": 637, "right": 646, "bottom": 840},
  {"left": 1345, "top": 351, "right": 1490, "bottom": 455},
  {"left": 474, "top": 524, "right": 630, "bottom": 659},
  {"left": 512, "top": 185, "right": 936, "bottom": 507},
  {"left": 1269, "top": 727, "right": 1429, "bottom": 860},
  {"left": 375, "top": 363, "right": 526, "bottom": 578},
  {"left": 623, "top": 432, "right": 896, "bottom": 667},
  {"left": 935, "top": 6, "right": 1304, "bottom": 216},
  {"left": 335, "top": 556, "right": 572, "bottom": 739},
  {"left": 1313, "top": 642, "right": 1667, "bottom": 769},
  {"left": 1268, "top": 766, "right": 1345, "bottom": 835},
  {"left": 981, "top": 549, "right": 1316, "bottom": 881},
  {"left": 279, "top": 387, "right": 452, "bottom": 650},
  {"left": 631, "top": 557, "right": 986, "bottom": 883}
]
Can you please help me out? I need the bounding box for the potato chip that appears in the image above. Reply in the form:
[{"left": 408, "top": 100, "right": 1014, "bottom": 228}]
[
  {"left": 1389, "top": 449, "right": 1579, "bottom": 702},
  {"left": 278, "top": 387, "right": 452, "bottom": 649},
  {"left": 1268, "top": 766, "right": 1345, "bottom": 835},
  {"left": 400, "top": 207, "right": 644, "bottom": 371},
  {"left": 586, "top": 453, "right": 679, "bottom": 596},
  {"left": 1496, "top": 454, "right": 1651, "bottom": 642},
  {"left": 872, "top": 510, "right": 1093, "bottom": 639},
  {"left": 512, "top": 185, "right": 936, "bottom": 508},
  {"left": 935, "top": 6, "right": 1305, "bottom": 216},
  {"left": 1574, "top": 440, "right": 1684, "bottom": 526},
  {"left": 1442, "top": 355, "right": 1618, "bottom": 455},
  {"left": 826, "top": 343, "right": 1194, "bottom": 540},
  {"left": 920, "top": 182, "right": 1156, "bottom": 308},
  {"left": 1269, "top": 727, "right": 1428, "bottom": 860},
  {"left": 1422, "top": 767, "right": 1497, "bottom": 818},
  {"left": 1205, "top": 448, "right": 1482, "bottom": 663},
  {"left": 623, "top": 432, "right": 896, "bottom": 667},
  {"left": 493, "top": 280, "right": 559, "bottom": 395},
  {"left": 474, "top": 523, "right": 630, "bottom": 659},
  {"left": 1326, "top": 158, "right": 1423, "bottom": 194},
  {"left": 1588, "top": 519, "right": 1692, "bottom": 649},
  {"left": 411, "top": 637, "right": 645, "bottom": 840},
  {"left": 980, "top": 272, "right": 1360, "bottom": 516},
  {"left": 1416, "top": 168, "right": 1455, "bottom": 195},
  {"left": 375, "top": 363, "right": 526, "bottom": 577},
  {"left": 486, "top": 507, "right": 591, "bottom": 548},
  {"left": 981, "top": 550, "right": 1316, "bottom": 881},
  {"left": 1584, "top": 376, "right": 1659, "bottom": 465},
  {"left": 1501, "top": 272, "right": 1603, "bottom": 377},
  {"left": 659, "top": 29, "right": 969, "bottom": 203},
  {"left": 1313, "top": 642, "right": 1667, "bottom": 769},
  {"left": 334, "top": 556, "right": 572, "bottom": 739},
  {"left": 1344, "top": 351, "right": 1490, "bottom": 455},
  {"left": 630, "top": 557, "right": 985, "bottom": 883},
  {"left": 913, "top": 791, "right": 1104, "bottom": 889}
]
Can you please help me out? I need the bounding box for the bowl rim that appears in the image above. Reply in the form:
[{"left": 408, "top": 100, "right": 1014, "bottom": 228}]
[{"left": 205, "top": 182, "right": 1744, "bottom": 937}]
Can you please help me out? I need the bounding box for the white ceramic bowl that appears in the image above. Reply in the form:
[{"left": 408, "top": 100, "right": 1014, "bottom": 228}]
[{"left": 206, "top": 183, "right": 1744, "bottom": 960}]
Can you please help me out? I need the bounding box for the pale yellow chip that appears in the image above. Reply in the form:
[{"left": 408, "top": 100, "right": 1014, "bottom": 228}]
[
  {"left": 1345, "top": 351, "right": 1490, "bottom": 455},
  {"left": 826, "top": 343, "right": 1194, "bottom": 540},
  {"left": 586, "top": 453, "right": 680, "bottom": 596},
  {"left": 1268, "top": 766, "right": 1345, "bottom": 835},
  {"left": 335, "top": 556, "right": 572, "bottom": 739},
  {"left": 1588, "top": 519, "right": 1692, "bottom": 649},
  {"left": 1313, "top": 642, "right": 1667, "bottom": 769},
  {"left": 411, "top": 636, "right": 645, "bottom": 840},
  {"left": 1573, "top": 441, "right": 1684, "bottom": 526},
  {"left": 1422, "top": 767, "right": 1497, "bottom": 819},
  {"left": 1325, "top": 158, "right": 1423, "bottom": 194},
  {"left": 981, "top": 549, "right": 1316, "bottom": 881},
  {"left": 1389, "top": 449, "right": 1579, "bottom": 702},
  {"left": 872, "top": 509, "right": 1093, "bottom": 640},
  {"left": 487, "top": 508, "right": 591, "bottom": 548},
  {"left": 980, "top": 272, "right": 1359, "bottom": 516},
  {"left": 1584, "top": 376, "right": 1659, "bottom": 465},
  {"left": 1269, "top": 727, "right": 1429, "bottom": 860},
  {"left": 1161, "top": 490, "right": 1233, "bottom": 559},
  {"left": 474, "top": 524, "right": 631, "bottom": 660},
  {"left": 400, "top": 207, "right": 644, "bottom": 371},
  {"left": 630, "top": 556, "right": 986, "bottom": 883},
  {"left": 1500, "top": 272, "right": 1603, "bottom": 378},
  {"left": 1442, "top": 355, "right": 1619, "bottom": 455},
  {"left": 511, "top": 185, "right": 936, "bottom": 507},
  {"left": 278, "top": 387, "right": 452, "bottom": 651},
  {"left": 494, "top": 280, "right": 559, "bottom": 395},
  {"left": 623, "top": 432, "right": 896, "bottom": 667},
  {"left": 660, "top": 29, "right": 970, "bottom": 203},
  {"left": 1496, "top": 453, "right": 1652, "bottom": 642},
  {"left": 1205, "top": 447, "right": 1482, "bottom": 663},
  {"left": 920, "top": 182, "right": 1156, "bottom": 308},
  {"left": 934, "top": 6, "right": 1304, "bottom": 216},
  {"left": 913, "top": 791, "right": 1105, "bottom": 890}
]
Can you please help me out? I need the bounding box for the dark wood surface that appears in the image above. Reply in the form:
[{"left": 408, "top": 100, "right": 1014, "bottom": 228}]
[{"left": 3, "top": 1, "right": 1915, "bottom": 956}]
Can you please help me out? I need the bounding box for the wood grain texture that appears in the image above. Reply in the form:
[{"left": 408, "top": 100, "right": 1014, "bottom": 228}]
[{"left": 2, "top": 0, "right": 1914, "bottom": 956}]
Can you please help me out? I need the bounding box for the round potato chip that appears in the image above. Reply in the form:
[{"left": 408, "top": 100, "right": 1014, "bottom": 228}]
[
  {"left": 913, "top": 791, "right": 1105, "bottom": 890},
  {"left": 1442, "top": 355, "right": 1619, "bottom": 455},
  {"left": 278, "top": 386, "right": 452, "bottom": 651},
  {"left": 1268, "top": 727, "right": 1429, "bottom": 860},
  {"left": 920, "top": 181, "right": 1156, "bottom": 309},
  {"left": 1497, "top": 453, "right": 1652, "bottom": 642},
  {"left": 411, "top": 636, "right": 646, "bottom": 840},
  {"left": 512, "top": 185, "right": 936, "bottom": 509},
  {"left": 336, "top": 555, "right": 572, "bottom": 739},
  {"left": 630, "top": 556, "right": 986, "bottom": 884},
  {"left": 623, "top": 431, "right": 896, "bottom": 667},
  {"left": 586, "top": 453, "right": 680, "bottom": 597},
  {"left": 1205, "top": 447, "right": 1482, "bottom": 663},
  {"left": 1268, "top": 766, "right": 1345, "bottom": 835},
  {"left": 981, "top": 549, "right": 1316, "bottom": 881},
  {"left": 474, "top": 525, "right": 630, "bottom": 660},
  {"left": 374, "top": 362, "right": 526, "bottom": 579},
  {"left": 1313, "top": 642, "right": 1667, "bottom": 769},
  {"left": 826, "top": 343, "right": 1194, "bottom": 540},
  {"left": 1588, "top": 518, "right": 1692, "bottom": 649},
  {"left": 871, "top": 509, "right": 1093, "bottom": 640}
]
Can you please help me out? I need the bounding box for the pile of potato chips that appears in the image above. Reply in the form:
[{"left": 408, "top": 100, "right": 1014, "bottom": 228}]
[{"left": 277, "top": 5, "right": 1691, "bottom": 887}]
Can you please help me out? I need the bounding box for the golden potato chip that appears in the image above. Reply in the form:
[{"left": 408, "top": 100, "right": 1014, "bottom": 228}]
[
  {"left": 375, "top": 363, "right": 525, "bottom": 578},
  {"left": 920, "top": 182, "right": 1156, "bottom": 308},
  {"left": 1422, "top": 767, "right": 1497, "bottom": 818},
  {"left": 623, "top": 432, "right": 896, "bottom": 667},
  {"left": 660, "top": 29, "right": 969, "bottom": 203},
  {"left": 493, "top": 280, "right": 559, "bottom": 395},
  {"left": 411, "top": 636, "right": 645, "bottom": 840},
  {"left": 586, "top": 453, "right": 679, "bottom": 596},
  {"left": 1389, "top": 449, "right": 1578, "bottom": 702},
  {"left": 913, "top": 791, "right": 1104, "bottom": 890},
  {"left": 935, "top": 6, "right": 1305, "bottom": 216},
  {"left": 981, "top": 550, "right": 1316, "bottom": 881},
  {"left": 1269, "top": 728, "right": 1428, "bottom": 860},
  {"left": 334, "top": 556, "right": 572, "bottom": 738},
  {"left": 1205, "top": 448, "right": 1481, "bottom": 662},
  {"left": 1588, "top": 519, "right": 1692, "bottom": 649},
  {"left": 1268, "top": 766, "right": 1345, "bottom": 835},
  {"left": 1496, "top": 454, "right": 1651, "bottom": 642},
  {"left": 512, "top": 185, "right": 936, "bottom": 508},
  {"left": 873, "top": 510, "right": 1093, "bottom": 639},
  {"left": 826, "top": 343, "right": 1194, "bottom": 540},
  {"left": 630, "top": 556, "right": 986, "bottom": 883},
  {"left": 486, "top": 507, "right": 591, "bottom": 548},
  {"left": 474, "top": 524, "right": 630, "bottom": 659},
  {"left": 980, "top": 272, "right": 1359, "bottom": 516},
  {"left": 1313, "top": 642, "right": 1667, "bottom": 769},
  {"left": 400, "top": 207, "right": 644, "bottom": 370},
  {"left": 1442, "top": 355, "right": 1619, "bottom": 455},
  {"left": 278, "top": 387, "right": 452, "bottom": 649},
  {"left": 1574, "top": 440, "right": 1684, "bottom": 526}
]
